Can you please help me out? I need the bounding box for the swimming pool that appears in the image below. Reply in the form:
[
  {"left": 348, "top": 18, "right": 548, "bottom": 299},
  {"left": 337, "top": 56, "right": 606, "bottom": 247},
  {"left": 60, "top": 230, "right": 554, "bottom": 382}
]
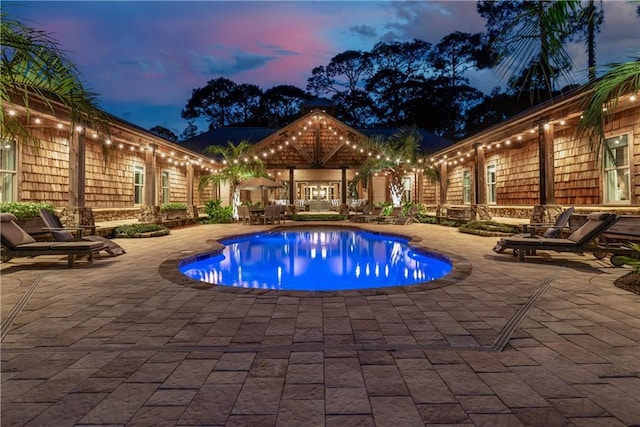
[{"left": 179, "top": 227, "right": 453, "bottom": 291}]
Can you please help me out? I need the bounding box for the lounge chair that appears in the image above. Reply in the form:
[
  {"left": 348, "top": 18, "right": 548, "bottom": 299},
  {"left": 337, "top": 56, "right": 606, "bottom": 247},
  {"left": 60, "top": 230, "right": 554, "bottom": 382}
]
[
  {"left": 39, "top": 209, "right": 125, "bottom": 256},
  {"left": 377, "top": 207, "right": 402, "bottom": 224},
  {"left": 521, "top": 206, "right": 575, "bottom": 238},
  {"left": 1, "top": 213, "right": 106, "bottom": 268},
  {"left": 393, "top": 206, "right": 419, "bottom": 225},
  {"left": 493, "top": 207, "right": 575, "bottom": 254},
  {"left": 493, "top": 212, "right": 618, "bottom": 261}
]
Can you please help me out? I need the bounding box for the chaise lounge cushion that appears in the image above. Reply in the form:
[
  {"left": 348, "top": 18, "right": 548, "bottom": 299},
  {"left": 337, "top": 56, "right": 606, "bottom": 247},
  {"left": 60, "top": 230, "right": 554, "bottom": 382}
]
[{"left": 1, "top": 213, "right": 37, "bottom": 246}]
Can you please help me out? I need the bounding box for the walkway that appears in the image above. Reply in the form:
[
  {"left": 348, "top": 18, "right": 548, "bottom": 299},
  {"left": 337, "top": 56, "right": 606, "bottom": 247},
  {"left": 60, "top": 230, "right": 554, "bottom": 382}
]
[{"left": 1, "top": 221, "right": 639, "bottom": 426}]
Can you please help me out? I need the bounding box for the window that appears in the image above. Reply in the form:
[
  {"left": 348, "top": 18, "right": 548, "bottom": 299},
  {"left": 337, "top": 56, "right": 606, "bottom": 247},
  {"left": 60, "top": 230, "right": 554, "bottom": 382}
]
[
  {"left": 402, "top": 177, "right": 412, "bottom": 202},
  {"left": 603, "top": 134, "right": 630, "bottom": 203},
  {"left": 462, "top": 169, "right": 471, "bottom": 204},
  {"left": 486, "top": 164, "right": 497, "bottom": 204},
  {"left": 134, "top": 164, "right": 145, "bottom": 204},
  {"left": 0, "top": 140, "right": 16, "bottom": 202},
  {"left": 161, "top": 170, "right": 170, "bottom": 203}
]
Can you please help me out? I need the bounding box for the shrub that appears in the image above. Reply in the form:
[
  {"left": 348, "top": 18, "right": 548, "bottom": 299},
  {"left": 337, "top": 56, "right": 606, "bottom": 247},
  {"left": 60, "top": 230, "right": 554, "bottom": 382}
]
[
  {"left": 114, "top": 223, "right": 169, "bottom": 237},
  {"left": 203, "top": 199, "right": 234, "bottom": 223},
  {"left": 160, "top": 202, "right": 188, "bottom": 211},
  {"left": 0, "top": 201, "right": 55, "bottom": 219},
  {"left": 291, "top": 214, "right": 348, "bottom": 221},
  {"left": 459, "top": 220, "right": 521, "bottom": 236},
  {"left": 620, "top": 242, "right": 640, "bottom": 273}
]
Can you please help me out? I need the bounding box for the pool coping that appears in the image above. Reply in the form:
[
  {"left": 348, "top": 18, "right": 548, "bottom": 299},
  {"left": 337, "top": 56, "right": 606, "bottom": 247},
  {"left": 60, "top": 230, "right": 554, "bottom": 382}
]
[{"left": 158, "top": 223, "right": 472, "bottom": 296}]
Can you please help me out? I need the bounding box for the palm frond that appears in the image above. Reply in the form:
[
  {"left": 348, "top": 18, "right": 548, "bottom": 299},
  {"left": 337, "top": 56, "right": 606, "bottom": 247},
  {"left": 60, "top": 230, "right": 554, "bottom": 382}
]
[
  {"left": 577, "top": 57, "right": 640, "bottom": 156},
  {"left": 1, "top": 13, "right": 109, "bottom": 144}
]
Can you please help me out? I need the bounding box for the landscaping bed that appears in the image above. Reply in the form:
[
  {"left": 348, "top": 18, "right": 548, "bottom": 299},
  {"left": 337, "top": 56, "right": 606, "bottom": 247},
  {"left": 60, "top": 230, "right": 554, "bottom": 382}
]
[{"left": 114, "top": 223, "right": 170, "bottom": 238}]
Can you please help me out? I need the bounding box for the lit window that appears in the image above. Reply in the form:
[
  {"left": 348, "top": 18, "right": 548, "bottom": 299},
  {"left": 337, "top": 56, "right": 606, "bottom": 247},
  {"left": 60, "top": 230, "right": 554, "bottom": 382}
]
[
  {"left": 0, "top": 140, "right": 16, "bottom": 202},
  {"left": 463, "top": 169, "right": 471, "bottom": 204},
  {"left": 161, "top": 170, "right": 170, "bottom": 203},
  {"left": 603, "top": 134, "right": 630, "bottom": 203},
  {"left": 402, "top": 177, "right": 412, "bottom": 202},
  {"left": 134, "top": 164, "right": 145, "bottom": 204},
  {"left": 486, "top": 164, "right": 497, "bottom": 204}
]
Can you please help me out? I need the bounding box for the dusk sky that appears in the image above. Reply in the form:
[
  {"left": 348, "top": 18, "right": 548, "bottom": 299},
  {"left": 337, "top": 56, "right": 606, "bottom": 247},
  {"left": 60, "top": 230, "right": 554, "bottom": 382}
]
[{"left": 5, "top": 1, "right": 639, "bottom": 137}]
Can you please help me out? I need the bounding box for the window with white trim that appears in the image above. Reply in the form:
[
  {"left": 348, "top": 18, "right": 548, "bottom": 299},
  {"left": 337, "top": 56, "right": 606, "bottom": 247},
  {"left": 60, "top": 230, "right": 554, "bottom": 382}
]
[
  {"left": 462, "top": 169, "right": 471, "bottom": 204},
  {"left": 402, "top": 176, "right": 412, "bottom": 202},
  {"left": 161, "top": 170, "right": 170, "bottom": 203},
  {"left": 603, "top": 134, "right": 630, "bottom": 203},
  {"left": 134, "top": 164, "right": 145, "bottom": 205},
  {"left": 486, "top": 163, "right": 497, "bottom": 204},
  {"left": 0, "top": 140, "right": 16, "bottom": 202}
]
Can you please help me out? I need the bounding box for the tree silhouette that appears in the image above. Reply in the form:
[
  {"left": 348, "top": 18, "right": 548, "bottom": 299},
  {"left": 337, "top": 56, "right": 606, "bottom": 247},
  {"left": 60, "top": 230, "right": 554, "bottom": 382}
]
[{"left": 149, "top": 125, "right": 177, "bottom": 142}]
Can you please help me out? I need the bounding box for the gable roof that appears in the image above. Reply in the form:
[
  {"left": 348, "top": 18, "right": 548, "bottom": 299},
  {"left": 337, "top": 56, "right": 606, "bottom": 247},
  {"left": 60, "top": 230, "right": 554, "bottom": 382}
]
[
  {"left": 180, "top": 127, "right": 278, "bottom": 154},
  {"left": 181, "top": 115, "right": 452, "bottom": 160}
]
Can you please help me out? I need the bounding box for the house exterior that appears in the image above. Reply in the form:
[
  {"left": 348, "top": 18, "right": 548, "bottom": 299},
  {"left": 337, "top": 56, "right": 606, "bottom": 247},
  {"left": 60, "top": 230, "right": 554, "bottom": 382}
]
[
  {"left": 2, "top": 88, "right": 639, "bottom": 224},
  {"left": 2, "top": 94, "right": 218, "bottom": 224},
  {"left": 180, "top": 103, "right": 451, "bottom": 211},
  {"left": 423, "top": 89, "right": 640, "bottom": 221}
]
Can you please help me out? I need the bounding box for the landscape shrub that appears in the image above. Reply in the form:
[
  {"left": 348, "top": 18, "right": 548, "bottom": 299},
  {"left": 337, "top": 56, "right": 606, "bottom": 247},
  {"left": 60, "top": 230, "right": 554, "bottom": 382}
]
[{"left": 0, "top": 201, "right": 55, "bottom": 218}]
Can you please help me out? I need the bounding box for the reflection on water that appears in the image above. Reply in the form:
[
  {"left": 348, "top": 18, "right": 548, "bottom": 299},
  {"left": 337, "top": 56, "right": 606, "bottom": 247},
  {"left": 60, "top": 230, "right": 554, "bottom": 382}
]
[{"left": 180, "top": 229, "right": 452, "bottom": 291}]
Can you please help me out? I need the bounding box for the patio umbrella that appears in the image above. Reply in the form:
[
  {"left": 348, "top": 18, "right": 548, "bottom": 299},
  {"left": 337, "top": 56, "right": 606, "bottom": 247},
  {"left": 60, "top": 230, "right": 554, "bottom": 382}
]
[{"left": 240, "top": 177, "right": 280, "bottom": 205}]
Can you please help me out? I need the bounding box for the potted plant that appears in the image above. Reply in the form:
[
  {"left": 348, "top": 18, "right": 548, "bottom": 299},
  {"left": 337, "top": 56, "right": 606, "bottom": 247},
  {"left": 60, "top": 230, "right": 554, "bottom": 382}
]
[{"left": 160, "top": 202, "right": 188, "bottom": 220}]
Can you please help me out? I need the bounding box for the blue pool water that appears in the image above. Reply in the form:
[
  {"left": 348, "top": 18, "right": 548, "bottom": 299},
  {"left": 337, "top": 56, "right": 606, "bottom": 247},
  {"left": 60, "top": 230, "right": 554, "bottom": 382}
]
[{"left": 179, "top": 228, "right": 452, "bottom": 291}]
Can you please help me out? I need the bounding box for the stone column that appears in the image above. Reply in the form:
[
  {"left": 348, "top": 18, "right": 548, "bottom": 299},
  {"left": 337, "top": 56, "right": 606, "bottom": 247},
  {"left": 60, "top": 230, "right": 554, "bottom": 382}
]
[
  {"left": 60, "top": 206, "right": 95, "bottom": 229},
  {"left": 531, "top": 204, "right": 562, "bottom": 224},
  {"left": 139, "top": 205, "right": 162, "bottom": 224}
]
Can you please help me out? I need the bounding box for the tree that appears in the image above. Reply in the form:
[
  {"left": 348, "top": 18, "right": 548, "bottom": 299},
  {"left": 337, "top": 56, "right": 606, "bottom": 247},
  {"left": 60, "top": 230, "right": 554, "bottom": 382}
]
[
  {"left": 179, "top": 121, "right": 199, "bottom": 142},
  {"left": 366, "top": 40, "right": 432, "bottom": 126},
  {"left": 233, "top": 83, "right": 262, "bottom": 125},
  {"left": 307, "top": 50, "right": 374, "bottom": 126},
  {"left": 353, "top": 128, "right": 422, "bottom": 207},
  {"left": 1, "top": 13, "right": 107, "bottom": 145},
  {"left": 478, "top": 0, "right": 582, "bottom": 103},
  {"left": 181, "top": 77, "right": 240, "bottom": 129},
  {"left": 464, "top": 88, "right": 531, "bottom": 137},
  {"left": 257, "top": 85, "right": 312, "bottom": 126},
  {"left": 571, "top": 0, "right": 604, "bottom": 82},
  {"left": 198, "top": 140, "right": 265, "bottom": 220},
  {"left": 149, "top": 125, "right": 177, "bottom": 142},
  {"left": 428, "top": 32, "right": 486, "bottom": 91},
  {"left": 427, "top": 32, "right": 489, "bottom": 138}
]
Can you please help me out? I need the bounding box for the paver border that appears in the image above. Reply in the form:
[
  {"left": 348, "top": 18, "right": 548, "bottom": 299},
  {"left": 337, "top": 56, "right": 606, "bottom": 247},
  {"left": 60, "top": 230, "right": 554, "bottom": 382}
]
[{"left": 158, "top": 223, "right": 472, "bottom": 296}]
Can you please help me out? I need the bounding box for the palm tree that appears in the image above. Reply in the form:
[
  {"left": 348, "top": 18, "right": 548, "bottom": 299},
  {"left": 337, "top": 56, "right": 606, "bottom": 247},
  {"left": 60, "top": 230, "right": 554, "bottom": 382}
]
[
  {"left": 482, "top": 1, "right": 582, "bottom": 103},
  {"left": 1, "top": 13, "right": 108, "bottom": 145},
  {"left": 353, "top": 128, "right": 423, "bottom": 207},
  {"left": 198, "top": 140, "right": 265, "bottom": 220},
  {"left": 578, "top": 57, "right": 640, "bottom": 152}
]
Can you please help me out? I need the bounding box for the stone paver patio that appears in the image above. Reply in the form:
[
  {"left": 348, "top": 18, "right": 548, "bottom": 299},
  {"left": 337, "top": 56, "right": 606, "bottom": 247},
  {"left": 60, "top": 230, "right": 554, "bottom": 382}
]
[{"left": 2, "top": 221, "right": 639, "bottom": 426}]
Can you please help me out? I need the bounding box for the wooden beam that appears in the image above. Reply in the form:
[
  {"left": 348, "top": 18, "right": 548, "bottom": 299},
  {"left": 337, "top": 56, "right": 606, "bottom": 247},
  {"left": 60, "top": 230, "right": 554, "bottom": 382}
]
[{"left": 68, "top": 129, "right": 85, "bottom": 207}]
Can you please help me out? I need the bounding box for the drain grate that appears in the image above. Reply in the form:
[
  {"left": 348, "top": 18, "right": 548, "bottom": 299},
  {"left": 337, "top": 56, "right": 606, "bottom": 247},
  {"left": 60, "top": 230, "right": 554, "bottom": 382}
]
[{"left": 1, "top": 273, "right": 48, "bottom": 341}]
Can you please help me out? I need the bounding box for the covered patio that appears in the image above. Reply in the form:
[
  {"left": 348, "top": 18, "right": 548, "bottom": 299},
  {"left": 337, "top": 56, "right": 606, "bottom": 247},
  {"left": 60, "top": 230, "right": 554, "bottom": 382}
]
[{"left": 2, "top": 220, "right": 638, "bottom": 425}]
